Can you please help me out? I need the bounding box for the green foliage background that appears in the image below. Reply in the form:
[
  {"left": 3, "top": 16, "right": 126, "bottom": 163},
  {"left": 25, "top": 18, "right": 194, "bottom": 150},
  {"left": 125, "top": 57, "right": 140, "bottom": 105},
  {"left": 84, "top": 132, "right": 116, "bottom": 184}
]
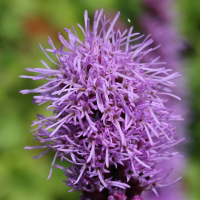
[{"left": 0, "top": 0, "right": 200, "bottom": 199}]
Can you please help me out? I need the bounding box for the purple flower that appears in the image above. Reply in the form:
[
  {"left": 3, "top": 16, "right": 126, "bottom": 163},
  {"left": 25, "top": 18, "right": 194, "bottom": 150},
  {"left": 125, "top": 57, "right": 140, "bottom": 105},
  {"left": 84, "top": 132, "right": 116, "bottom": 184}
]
[
  {"left": 20, "top": 9, "right": 183, "bottom": 200},
  {"left": 139, "top": 1, "right": 188, "bottom": 199}
]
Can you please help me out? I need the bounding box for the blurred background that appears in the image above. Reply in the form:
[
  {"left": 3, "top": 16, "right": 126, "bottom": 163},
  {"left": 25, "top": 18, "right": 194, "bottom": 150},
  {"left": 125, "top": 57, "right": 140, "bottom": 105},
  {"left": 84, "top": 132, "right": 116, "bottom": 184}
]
[{"left": 0, "top": 0, "right": 200, "bottom": 199}]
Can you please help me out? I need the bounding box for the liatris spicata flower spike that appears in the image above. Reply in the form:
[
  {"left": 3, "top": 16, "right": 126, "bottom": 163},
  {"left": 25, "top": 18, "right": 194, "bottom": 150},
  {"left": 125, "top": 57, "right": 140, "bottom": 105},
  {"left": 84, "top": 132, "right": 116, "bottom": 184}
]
[{"left": 20, "top": 9, "right": 184, "bottom": 200}]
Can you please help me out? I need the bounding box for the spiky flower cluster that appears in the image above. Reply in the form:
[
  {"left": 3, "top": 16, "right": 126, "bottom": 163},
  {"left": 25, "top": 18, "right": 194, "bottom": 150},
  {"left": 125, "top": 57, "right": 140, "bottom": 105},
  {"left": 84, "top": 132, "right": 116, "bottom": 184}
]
[{"left": 20, "top": 9, "right": 183, "bottom": 200}]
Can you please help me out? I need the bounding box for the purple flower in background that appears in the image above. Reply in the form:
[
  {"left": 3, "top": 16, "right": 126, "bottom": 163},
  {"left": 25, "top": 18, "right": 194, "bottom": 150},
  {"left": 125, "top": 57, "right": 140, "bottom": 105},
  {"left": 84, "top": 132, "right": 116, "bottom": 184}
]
[
  {"left": 140, "top": 0, "right": 188, "bottom": 200},
  {"left": 20, "top": 9, "right": 183, "bottom": 200}
]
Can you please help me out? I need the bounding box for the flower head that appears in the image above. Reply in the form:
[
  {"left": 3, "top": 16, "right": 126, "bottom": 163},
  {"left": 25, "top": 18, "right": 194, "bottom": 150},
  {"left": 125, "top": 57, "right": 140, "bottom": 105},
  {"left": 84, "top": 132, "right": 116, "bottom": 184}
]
[{"left": 20, "top": 9, "right": 183, "bottom": 200}]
